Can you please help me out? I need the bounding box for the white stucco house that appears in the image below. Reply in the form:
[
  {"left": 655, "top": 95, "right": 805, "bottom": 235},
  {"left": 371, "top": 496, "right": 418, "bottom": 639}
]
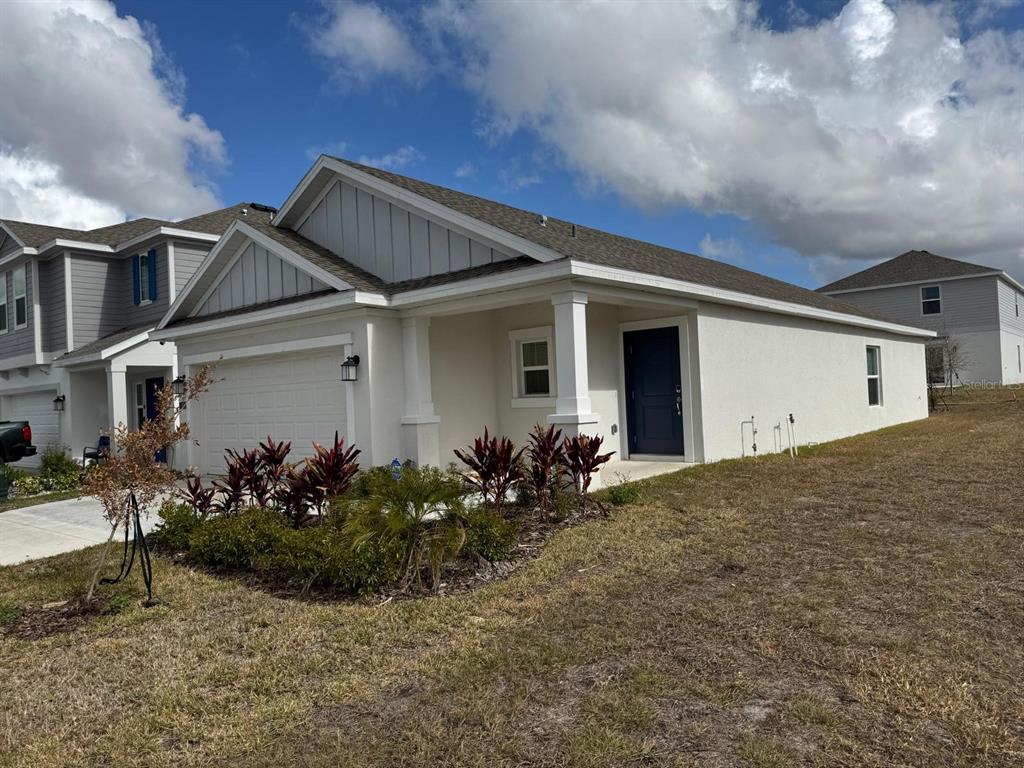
[
  {"left": 819, "top": 250, "right": 1024, "bottom": 386},
  {"left": 149, "top": 156, "right": 935, "bottom": 478}
]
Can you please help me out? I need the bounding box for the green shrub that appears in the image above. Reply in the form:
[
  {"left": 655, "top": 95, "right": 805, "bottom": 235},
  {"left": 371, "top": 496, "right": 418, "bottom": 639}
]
[
  {"left": 462, "top": 507, "right": 518, "bottom": 562},
  {"left": 185, "top": 508, "right": 404, "bottom": 595},
  {"left": 39, "top": 446, "right": 79, "bottom": 480},
  {"left": 188, "top": 508, "right": 289, "bottom": 571},
  {"left": 2, "top": 465, "right": 27, "bottom": 485},
  {"left": 606, "top": 479, "right": 647, "bottom": 507},
  {"left": 12, "top": 475, "right": 43, "bottom": 497},
  {"left": 154, "top": 501, "right": 205, "bottom": 552}
]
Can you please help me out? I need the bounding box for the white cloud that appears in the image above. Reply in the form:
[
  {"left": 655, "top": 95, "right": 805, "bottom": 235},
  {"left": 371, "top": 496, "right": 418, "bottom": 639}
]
[
  {"left": 412, "top": 0, "right": 1023, "bottom": 281},
  {"left": 454, "top": 161, "right": 475, "bottom": 178},
  {"left": 308, "top": 1, "right": 426, "bottom": 86},
  {"left": 357, "top": 145, "right": 424, "bottom": 170},
  {"left": 0, "top": 0, "right": 225, "bottom": 229},
  {"left": 306, "top": 141, "right": 351, "bottom": 161},
  {"left": 698, "top": 234, "right": 747, "bottom": 266}
]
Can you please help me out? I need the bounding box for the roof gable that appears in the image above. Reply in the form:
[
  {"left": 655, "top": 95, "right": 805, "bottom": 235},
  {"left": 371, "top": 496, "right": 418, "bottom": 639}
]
[
  {"left": 159, "top": 219, "right": 387, "bottom": 329},
  {"left": 818, "top": 251, "right": 999, "bottom": 293}
]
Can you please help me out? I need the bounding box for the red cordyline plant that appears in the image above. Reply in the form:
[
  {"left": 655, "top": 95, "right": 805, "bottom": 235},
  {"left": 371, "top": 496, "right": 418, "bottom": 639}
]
[
  {"left": 453, "top": 427, "right": 525, "bottom": 517},
  {"left": 177, "top": 476, "right": 216, "bottom": 519},
  {"left": 224, "top": 448, "right": 269, "bottom": 507},
  {"left": 84, "top": 365, "right": 215, "bottom": 602},
  {"left": 304, "top": 431, "right": 361, "bottom": 510},
  {"left": 561, "top": 433, "right": 614, "bottom": 511},
  {"left": 525, "top": 424, "right": 564, "bottom": 515}
]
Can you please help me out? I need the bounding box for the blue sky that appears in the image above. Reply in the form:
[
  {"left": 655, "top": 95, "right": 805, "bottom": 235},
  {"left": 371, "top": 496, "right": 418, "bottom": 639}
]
[{"left": 2, "top": 0, "right": 1022, "bottom": 288}]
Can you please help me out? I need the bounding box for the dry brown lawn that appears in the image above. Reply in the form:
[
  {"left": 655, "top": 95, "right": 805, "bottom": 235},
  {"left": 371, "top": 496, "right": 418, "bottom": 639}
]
[{"left": 1, "top": 398, "right": 1022, "bottom": 767}]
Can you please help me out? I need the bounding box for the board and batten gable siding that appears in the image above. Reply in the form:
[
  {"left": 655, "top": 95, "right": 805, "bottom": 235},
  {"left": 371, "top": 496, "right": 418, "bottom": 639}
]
[
  {"left": 0, "top": 257, "right": 36, "bottom": 361},
  {"left": 297, "top": 178, "right": 514, "bottom": 283},
  {"left": 0, "top": 231, "right": 21, "bottom": 259},
  {"left": 833, "top": 275, "right": 1000, "bottom": 335},
  {"left": 38, "top": 257, "right": 66, "bottom": 354},
  {"left": 997, "top": 278, "right": 1024, "bottom": 335},
  {"left": 195, "top": 241, "right": 329, "bottom": 317},
  {"left": 173, "top": 241, "right": 211, "bottom": 296}
]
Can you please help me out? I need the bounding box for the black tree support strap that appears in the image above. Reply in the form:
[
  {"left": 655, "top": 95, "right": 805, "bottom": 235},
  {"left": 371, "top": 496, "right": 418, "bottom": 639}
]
[{"left": 99, "top": 493, "right": 154, "bottom": 604}]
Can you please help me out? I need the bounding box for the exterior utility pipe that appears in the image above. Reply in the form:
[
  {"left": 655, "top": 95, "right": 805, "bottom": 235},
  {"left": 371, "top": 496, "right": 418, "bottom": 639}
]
[
  {"left": 787, "top": 413, "right": 799, "bottom": 457},
  {"left": 741, "top": 416, "right": 757, "bottom": 457}
]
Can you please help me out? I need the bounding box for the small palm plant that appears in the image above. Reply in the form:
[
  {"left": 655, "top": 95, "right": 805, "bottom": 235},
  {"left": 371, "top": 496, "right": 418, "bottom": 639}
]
[{"left": 343, "top": 465, "right": 466, "bottom": 592}]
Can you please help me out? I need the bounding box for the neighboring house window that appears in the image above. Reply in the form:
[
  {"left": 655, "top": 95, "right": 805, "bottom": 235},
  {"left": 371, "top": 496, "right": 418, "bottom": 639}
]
[
  {"left": 0, "top": 272, "right": 7, "bottom": 335},
  {"left": 926, "top": 345, "right": 945, "bottom": 385},
  {"left": 509, "top": 326, "right": 554, "bottom": 402},
  {"left": 1018, "top": 345, "right": 1022, "bottom": 374},
  {"left": 135, "top": 382, "right": 146, "bottom": 428},
  {"left": 921, "top": 285, "right": 941, "bottom": 315},
  {"left": 1016, "top": 293, "right": 1020, "bottom": 317},
  {"left": 866, "top": 346, "right": 882, "bottom": 406},
  {"left": 13, "top": 265, "right": 27, "bottom": 329},
  {"left": 132, "top": 249, "right": 157, "bottom": 305}
]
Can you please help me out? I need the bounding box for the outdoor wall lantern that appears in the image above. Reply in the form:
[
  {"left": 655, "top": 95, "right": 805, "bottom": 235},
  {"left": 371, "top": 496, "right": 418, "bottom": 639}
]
[
  {"left": 53, "top": 394, "right": 66, "bottom": 412},
  {"left": 340, "top": 355, "right": 360, "bottom": 382},
  {"left": 172, "top": 375, "right": 187, "bottom": 397}
]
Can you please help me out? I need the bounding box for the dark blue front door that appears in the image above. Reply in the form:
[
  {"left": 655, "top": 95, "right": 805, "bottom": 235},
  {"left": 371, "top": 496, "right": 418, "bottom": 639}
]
[
  {"left": 624, "top": 327, "right": 684, "bottom": 456},
  {"left": 145, "top": 377, "right": 166, "bottom": 462}
]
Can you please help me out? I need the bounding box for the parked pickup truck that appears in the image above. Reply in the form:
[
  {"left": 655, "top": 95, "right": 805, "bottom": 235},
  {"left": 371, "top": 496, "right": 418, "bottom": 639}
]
[{"left": 0, "top": 421, "right": 36, "bottom": 464}]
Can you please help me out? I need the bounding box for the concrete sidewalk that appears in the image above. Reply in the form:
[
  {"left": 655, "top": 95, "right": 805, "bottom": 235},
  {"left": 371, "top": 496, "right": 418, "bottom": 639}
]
[{"left": 0, "top": 496, "right": 156, "bottom": 566}]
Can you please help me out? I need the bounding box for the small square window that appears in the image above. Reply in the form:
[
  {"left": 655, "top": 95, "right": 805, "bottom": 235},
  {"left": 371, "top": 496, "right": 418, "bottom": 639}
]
[
  {"left": 510, "top": 327, "right": 554, "bottom": 402},
  {"left": 921, "top": 285, "right": 941, "bottom": 315}
]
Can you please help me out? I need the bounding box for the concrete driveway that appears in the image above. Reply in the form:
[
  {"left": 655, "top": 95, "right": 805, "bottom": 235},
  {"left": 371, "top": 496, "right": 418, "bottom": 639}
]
[{"left": 0, "top": 496, "right": 156, "bottom": 566}]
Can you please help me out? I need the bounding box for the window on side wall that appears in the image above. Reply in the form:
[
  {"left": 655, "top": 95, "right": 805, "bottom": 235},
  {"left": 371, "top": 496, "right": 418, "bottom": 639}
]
[
  {"left": 509, "top": 326, "right": 554, "bottom": 404},
  {"left": 866, "top": 346, "right": 882, "bottom": 406},
  {"left": 135, "top": 382, "right": 146, "bottom": 429},
  {"left": 921, "top": 285, "right": 941, "bottom": 315},
  {"left": 13, "top": 265, "right": 27, "bottom": 329},
  {"left": 133, "top": 249, "right": 156, "bottom": 305},
  {"left": 0, "top": 272, "right": 7, "bottom": 335}
]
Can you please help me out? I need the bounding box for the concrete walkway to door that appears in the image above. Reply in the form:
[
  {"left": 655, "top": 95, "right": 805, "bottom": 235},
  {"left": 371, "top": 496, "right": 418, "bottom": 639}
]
[{"left": 0, "top": 496, "right": 156, "bottom": 566}]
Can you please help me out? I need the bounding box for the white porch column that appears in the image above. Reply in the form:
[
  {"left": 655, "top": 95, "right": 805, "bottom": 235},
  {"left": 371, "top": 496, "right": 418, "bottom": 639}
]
[
  {"left": 548, "top": 290, "right": 598, "bottom": 432},
  {"left": 106, "top": 364, "right": 128, "bottom": 444},
  {"left": 400, "top": 316, "right": 440, "bottom": 466}
]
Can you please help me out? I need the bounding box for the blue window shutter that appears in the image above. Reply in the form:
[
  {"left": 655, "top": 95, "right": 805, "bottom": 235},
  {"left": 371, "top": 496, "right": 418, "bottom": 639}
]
[
  {"left": 132, "top": 255, "right": 141, "bottom": 305},
  {"left": 147, "top": 248, "right": 157, "bottom": 301}
]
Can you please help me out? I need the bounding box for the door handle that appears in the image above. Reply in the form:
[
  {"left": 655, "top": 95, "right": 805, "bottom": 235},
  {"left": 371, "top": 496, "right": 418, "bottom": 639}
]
[{"left": 676, "top": 395, "right": 682, "bottom": 416}]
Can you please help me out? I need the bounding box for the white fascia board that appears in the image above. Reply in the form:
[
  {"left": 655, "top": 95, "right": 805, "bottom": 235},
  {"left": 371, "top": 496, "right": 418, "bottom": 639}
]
[
  {"left": 390, "top": 259, "right": 935, "bottom": 338},
  {"left": 822, "top": 271, "right": 1015, "bottom": 295},
  {"left": 568, "top": 262, "right": 938, "bottom": 338},
  {"left": 275, "top": 156, "right": 563, "bottom": 264},
  {"left": 152, "top": 290, "right": 384, "bottom": 342}
]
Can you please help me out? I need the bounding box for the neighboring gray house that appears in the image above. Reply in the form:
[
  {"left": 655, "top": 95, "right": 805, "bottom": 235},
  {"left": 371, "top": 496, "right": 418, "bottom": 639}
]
[
  {"left": 819, "top": 250, "right": 1024, "bottom": 386},
  {"left": 0, "top": 204, "right": 272, "bottom": 468}
]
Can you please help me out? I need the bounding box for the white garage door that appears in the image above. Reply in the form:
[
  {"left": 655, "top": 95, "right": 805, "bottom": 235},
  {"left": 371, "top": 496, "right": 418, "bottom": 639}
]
[
  {"left": 5, "top": 391, "right": 60, "bottom": 471},
  {"left": 191, "top": 348, "right": 350, "bottom": 476}
]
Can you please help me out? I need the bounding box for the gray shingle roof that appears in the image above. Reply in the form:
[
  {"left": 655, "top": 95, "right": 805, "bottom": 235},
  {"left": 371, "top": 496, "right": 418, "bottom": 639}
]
[
  {"left": 56, "top": 324, "right": 153, "bottom": 363},
  {"left": 1, "top": 202, "right": 275, "bottom": 251},
  {"left": 245, "top": 221, "right": 387, "bottom": 293},
  {"left": 330, "top": 157, "right": 886, "bottom": 320},
  {"left": 817, "top": 250, "right": 999, "bottom": 293}
]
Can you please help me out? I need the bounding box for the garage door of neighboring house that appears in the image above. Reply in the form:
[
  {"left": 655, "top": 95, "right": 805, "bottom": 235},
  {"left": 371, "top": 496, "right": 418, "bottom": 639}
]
[
  {"left": 5, "top": 391, "right": 60, "bottom": 472},
  {"left": 189, "top": 348, "right": 350, "bottom": 476}
]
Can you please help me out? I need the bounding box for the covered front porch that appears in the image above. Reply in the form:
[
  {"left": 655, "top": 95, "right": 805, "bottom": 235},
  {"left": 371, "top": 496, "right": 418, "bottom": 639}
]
[
  {"left": 395, "top": 279, "right": 704, "bottom": 484},
  {"left": 54, "top": 334, "right": 176, "bottom": 461}
]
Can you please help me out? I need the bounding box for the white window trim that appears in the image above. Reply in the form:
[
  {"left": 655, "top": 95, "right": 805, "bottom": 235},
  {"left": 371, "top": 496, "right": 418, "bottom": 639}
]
[
  {"left": 867, "top": 345, "right": 883, "bottom": 407},
  {"left": 13, "top": 264, "right": 27, "bottom": 330},
  {"left": 138, "top": 252, "right": 152, "bottom": 306},
  {"left": 920, "top": 284, "right": 942, "bottom": 317},
  {"left": 135, "top": 381, "right": 146, "bottom": 429},
  {"left": 509, "top": 325, "right": 555, "bottom": 408},
  {"left": 0, "top": 272, "right": 8, "bottom": 336}
]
